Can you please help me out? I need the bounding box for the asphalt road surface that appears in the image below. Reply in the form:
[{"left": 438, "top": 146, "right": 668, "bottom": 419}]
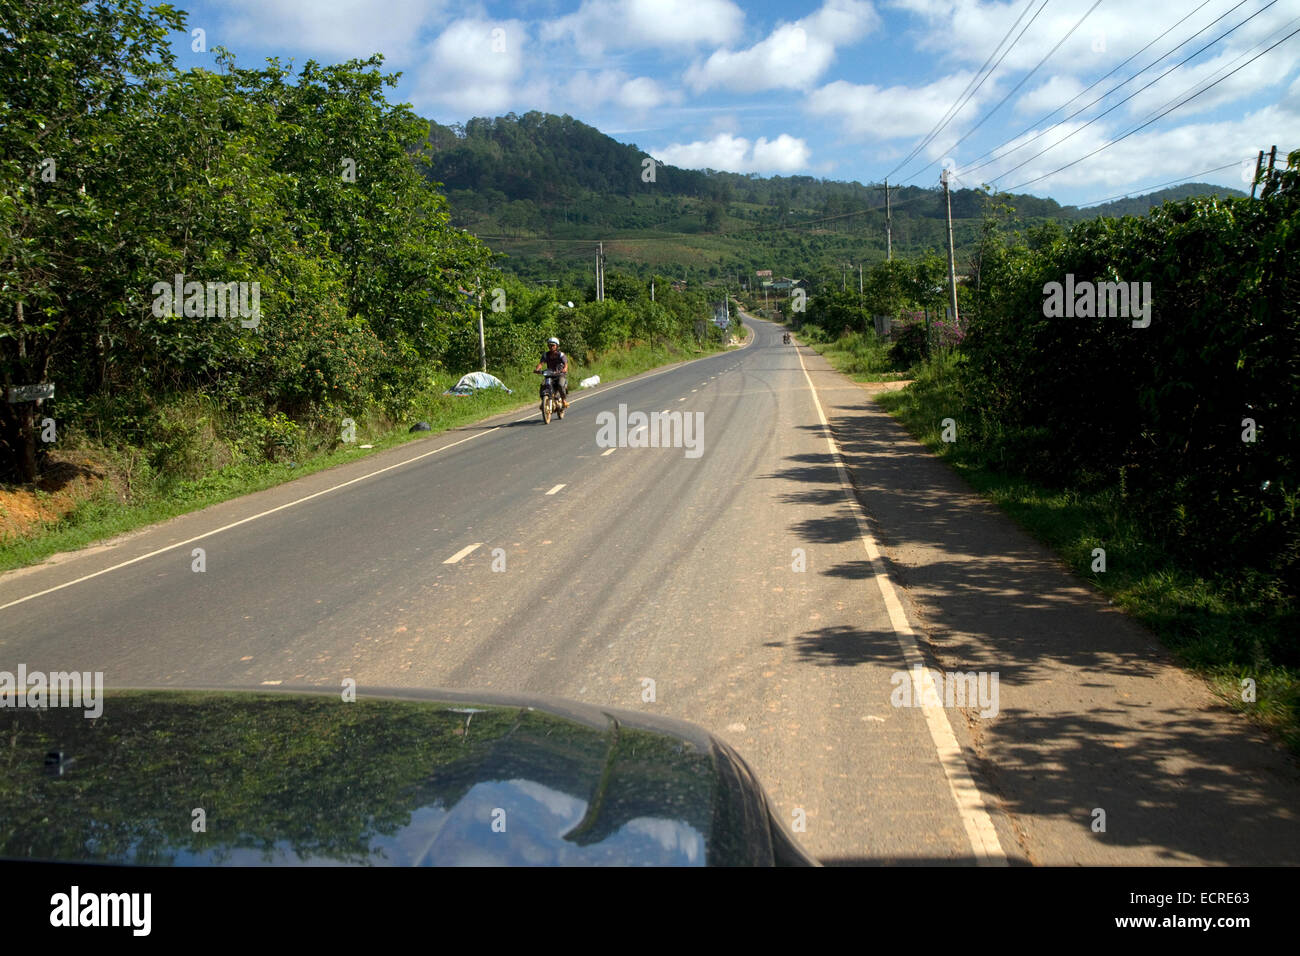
[{"left": 3, "top": 311, "right": 1297, "bottom": 865}]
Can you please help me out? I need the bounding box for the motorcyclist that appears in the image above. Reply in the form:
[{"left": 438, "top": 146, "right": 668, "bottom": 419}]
[{"left": 534, "top": 337, "right": 569, "bottom": 410}]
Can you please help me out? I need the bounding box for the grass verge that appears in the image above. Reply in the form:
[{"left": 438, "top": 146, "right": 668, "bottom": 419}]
[
  {"left": 790, "top": 324, "right": 912, "bottom": 383},
  {"left": 873, "top": 356, "right": 1300, "bottom": 754}
]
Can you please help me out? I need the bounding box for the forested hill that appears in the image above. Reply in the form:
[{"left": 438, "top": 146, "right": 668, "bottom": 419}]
[
  {"left": 421, "top": 111, "right": 1242, "bottom": 236},
  {"left": 1073, "top": 182, "right": 1249, "bottom": 219},
  {"left": 424, "top": 111, "right": 714, "bottom": 201},
  {"left": 421, "top": 111, "right": 1068, "bottom": 233}
]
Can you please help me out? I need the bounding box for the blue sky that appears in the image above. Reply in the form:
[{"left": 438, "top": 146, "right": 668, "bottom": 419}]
[{"left": 169, "top": 1, "right": 1299, "bottom": 206}]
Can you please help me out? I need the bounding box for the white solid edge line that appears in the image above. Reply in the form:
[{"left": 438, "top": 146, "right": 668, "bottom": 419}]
[
  {"left": 545, "top": 484, "right": 566, "bottom": 495},
  {"left": 1, "top": 332, "right": 751, "bottom": 612},
  {"left": 0, "top": 424, "right": 502, "bottom": 612},
  {"left": 794, "top": 344, "right": 1008, "bottom": 867},
  {"left": 442, "top": 542, "right": 483, "bottom": 564}
]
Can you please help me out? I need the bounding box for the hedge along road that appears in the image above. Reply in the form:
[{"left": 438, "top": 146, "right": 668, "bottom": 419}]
[{"left": 2, "top": 311, "right": 1297, "bottom": 865}]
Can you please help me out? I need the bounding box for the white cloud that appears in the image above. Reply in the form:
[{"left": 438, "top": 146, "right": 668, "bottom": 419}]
[
  {"left": 887, "top": 0, "right": 1300, "bottom": 111},
  {"left": 806, "top": 72, "right": 986, "bottom": 143},
  {"left": 651, "top": 132, "right": 811, "bottom": 173},
  {"left": 1015, "top": 75, "right": 1085, "bottom": 116},
  {"left": 560, "top": 70, "right": 680, "bottom": 111},
  {"left": 1118, "top": 20, "right": 1300, "bottom": 123},
  {"left": 541, "top": 0, "right": 745, "bottom": 55},
  {"left": 415, "top": 19, "right": 526, "bottom": 114},
  {"left": 618, "top": 76, "right": 675, "bottom": 110},
  {"left": 685, "top": 0, "right": 880, "bottom": 93},
  {"left": 220, "top": 0, "right": 444, "bottom": 61},
  {"left": 888, "top": 0, "right": 1127, "bottom": 74},
  {"left": 983, "top": 99, "right": 1300, "bottom": 195}
]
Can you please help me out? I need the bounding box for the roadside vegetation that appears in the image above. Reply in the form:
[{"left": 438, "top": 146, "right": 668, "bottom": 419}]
[{"left": 784, "top": 169, "right": 1300, "bottom": 751}]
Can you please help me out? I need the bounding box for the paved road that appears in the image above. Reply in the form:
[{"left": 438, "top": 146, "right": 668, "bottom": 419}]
[{"left": 3, "top": 312, "right": 1297, "bottom": 865}]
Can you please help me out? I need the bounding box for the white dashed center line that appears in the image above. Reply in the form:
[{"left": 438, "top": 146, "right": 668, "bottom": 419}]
[
  {"left": 545, "top": 484, "right": 566, "bottom": 495},
  {"left": 442, "top": 542, "right": 483, "bottom": 564},
  {"left": 601, "top": 448, "right": 616, "bottom": 456}
]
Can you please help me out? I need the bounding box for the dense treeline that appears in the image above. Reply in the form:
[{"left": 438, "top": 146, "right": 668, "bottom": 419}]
[
  {"left": 961, "top": 162, "right": 1298, "bottom": 607},
  {"left": 786, "top": 164, "right": 1297, "bottom": 608},
  {"left": 0, "top": 0, "right": 480, "bottom": 480},
  {"left": 0, "top": 2, "right": 720, "bottom": 484}
]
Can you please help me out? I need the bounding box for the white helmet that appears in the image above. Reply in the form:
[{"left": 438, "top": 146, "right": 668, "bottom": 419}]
[{"left": 546, "top": 337, "right": 560, "bottom": 345}]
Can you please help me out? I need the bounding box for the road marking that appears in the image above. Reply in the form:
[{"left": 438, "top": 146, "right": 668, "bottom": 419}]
[
  {"left": 0, "top": 425, "right": 505, "bottom": 612},
  {"left": 0, "top": 323, "right": 757, "bottom": 611},
  {"left": 678, "top": 397, "right": 687, "bottom": 402},
  {"left": 691, "top": 389, "right": 698, "bottom": 393},
  {"left": 601, "top": 448, "right": 616, "bottom": 456},
  {"left": 794, "top": 345, "right": 1008, "bottom": 867},
  {"left": 545, "top": 484, "right": 565, "bottom": 495},
  {"left": 260, "top": 680, "right": 282, "bottom": 686},
  {"left": 442, "top": 543, "right": 482, "bottom": 564}
]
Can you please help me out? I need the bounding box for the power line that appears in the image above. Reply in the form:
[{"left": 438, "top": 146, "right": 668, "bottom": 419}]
[
  {"left": 1002, "top": 23, "right": 1300, "bottom": 192},
  {"left": 898, "top": 0, "right": 1105, "bottom": 185},
  {"left": 1074, "top": 161, "right": 1241, "bottom": 207},
  {"left": 881, "top": 0, "right": 1045, "bottom": 182},
  {"left": 990, "top": 0, "right": 1282, "bottom": 187},
  {"left": 1128, "top": 11, "right": 1300, "bottom": 128},
  {"left": 958, "top": 0, "right": 1221, "bottom": 179}
]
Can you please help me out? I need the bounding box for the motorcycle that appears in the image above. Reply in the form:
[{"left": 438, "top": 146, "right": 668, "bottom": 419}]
[
  {"left": 783, "top": 332, "right": 792, "bottom": 345},
  {"left": 536, "top": 369, "right": 565, "bottom": 423}
]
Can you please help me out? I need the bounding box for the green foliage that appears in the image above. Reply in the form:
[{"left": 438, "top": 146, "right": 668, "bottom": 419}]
[
  {"left": 959, "top": 156, "right": 1300, "bottom": 600},
  {"left": 889, "top": 322, "right": 929, "bottom": 367},
  {"left": 0, "top": 3, "right": 489, "bottom": 479}
]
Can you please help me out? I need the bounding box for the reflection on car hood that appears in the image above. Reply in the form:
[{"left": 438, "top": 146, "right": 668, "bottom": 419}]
[{"left": 0, "top": 688, "right": 816, "bottom": 866}]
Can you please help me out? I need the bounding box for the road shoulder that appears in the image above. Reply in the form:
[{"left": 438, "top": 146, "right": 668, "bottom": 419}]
[{"left": 796, "top": 342, "right": 1300, "bottom": 865}]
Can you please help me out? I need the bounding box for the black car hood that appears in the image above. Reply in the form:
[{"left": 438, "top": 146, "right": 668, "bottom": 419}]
[{"left": 0, "top": 688, "right": 816, "bottom": 866}]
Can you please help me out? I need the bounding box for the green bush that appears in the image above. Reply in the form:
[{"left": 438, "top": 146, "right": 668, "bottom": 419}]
[
  {"left": 959, "top": 154, "right": 1300, "bottom": 594},
  {"left": 889, "top": 322, "right": 929, "bottom": 367}
]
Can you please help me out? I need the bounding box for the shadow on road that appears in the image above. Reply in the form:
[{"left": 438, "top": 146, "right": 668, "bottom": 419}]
[{"left": 761, "top": 377, "right": 1300, "bottom": 865}]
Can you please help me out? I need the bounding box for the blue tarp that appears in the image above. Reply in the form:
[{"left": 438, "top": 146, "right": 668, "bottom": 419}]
[{"left": 443, "top": 372, "right": 513, "bottom": 396}]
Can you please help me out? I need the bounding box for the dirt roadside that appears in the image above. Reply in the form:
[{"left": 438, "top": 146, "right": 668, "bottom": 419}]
[{"left": 797, "top": 343, "right": 1300, "bottom": 865}]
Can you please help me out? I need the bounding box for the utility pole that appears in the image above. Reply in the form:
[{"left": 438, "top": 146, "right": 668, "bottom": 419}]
[
  {"left": 477, "top": 289, "right": 487, "bottom": 373},
  {"left": 597, "top": 242, "right": 604, "bottom": 301},
  {"left": 941, "top": 168, "right": 960, "bottom": 333},
  {"left": 472, "top": 233, "right": 486, "bottom": 372},
  {"left": 1251, "top": 149, "right": 1265, "bottom": 199},
  {"left": 858, "top": 263, "right": 863, "bottom": 303},
  {"left": 883, "top": 178, "right": 893, "bottom": 260}
]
